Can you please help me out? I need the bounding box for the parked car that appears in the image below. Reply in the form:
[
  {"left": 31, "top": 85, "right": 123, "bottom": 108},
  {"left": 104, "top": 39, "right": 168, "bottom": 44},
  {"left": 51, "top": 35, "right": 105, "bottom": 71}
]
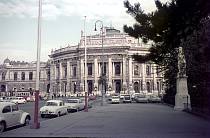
[
  {"left": 148, "top": 95, "right": 162, "bottom": 103},
  {"left": 40, "top": 100, "right": 68, "bottom": 118},
  {"left": 65, "top": 98, "right": 85, "bottom": 112},
  {"left": 119, "top": 94, "right": 127, "bottom": 101},
  {"left": 122, "top": 94, "right": 132, "bottom": 103},
  {"left": 0, "top": 97, "right": 11, "bottom": 102},
  {"left": 88, "top": 95, "right": 96, "bottom": 101},
  {"left": 131, "top": 93, "right": 141, "bottom": 101},
  {"left": 110, "top": 96, "right": 120, "bottom": 104},
  {"left": 0, "top": 102, "right": 31, "bottom": 133},
  {"left": 135, "top": 95, "right": 149, "bottom": 103},
  {"left": 26, "top": 96, "right": 35, "bottom": 102},
  {"left": 11, "top": 97, "right": 26, "bottom": 104}
]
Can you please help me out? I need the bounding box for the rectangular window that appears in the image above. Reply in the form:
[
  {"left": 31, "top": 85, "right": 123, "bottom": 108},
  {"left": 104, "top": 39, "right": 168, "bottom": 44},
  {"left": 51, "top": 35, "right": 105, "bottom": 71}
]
[
  {"left": 73, "top": 66, "right": 77, "bottom": 77},
  {"left": 21, "top": 72, "right": 25, "bottom": 80},
  {"left": 115, "top": 62, "right": 121, "bottom": 75},
  {"left": 14, "top": 72, "right": 18, "bottom": 80},
  {"left": 87, "top": 63, "right": 92, "bottom": 76},
  {"left": 146, "top": 65, "right": 151, "bottom": 76},
  {"left": 2, "top": 72, "right": 6, "bottom": 80},
  {"left": 29, "top": 72, "right": 33, "bottom": 80}
]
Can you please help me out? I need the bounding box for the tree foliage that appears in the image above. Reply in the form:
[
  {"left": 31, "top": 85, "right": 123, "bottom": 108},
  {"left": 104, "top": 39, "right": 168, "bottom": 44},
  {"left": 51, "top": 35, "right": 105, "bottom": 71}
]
[{"left": 123, "top": 0, "right": 210, "bottom": 110}]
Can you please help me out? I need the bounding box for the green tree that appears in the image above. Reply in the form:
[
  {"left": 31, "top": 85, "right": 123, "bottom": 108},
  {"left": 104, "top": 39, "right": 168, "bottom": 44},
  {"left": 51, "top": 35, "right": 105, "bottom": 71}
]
[{"left": 123, "top": 0, "right": 210, "bottom": 110}]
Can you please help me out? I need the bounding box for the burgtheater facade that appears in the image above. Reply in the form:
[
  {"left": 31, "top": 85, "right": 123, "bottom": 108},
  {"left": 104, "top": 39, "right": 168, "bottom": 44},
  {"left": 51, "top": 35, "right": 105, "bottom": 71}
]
[{"left": 49, "top": 27, "right": 164, "bottom": 97}]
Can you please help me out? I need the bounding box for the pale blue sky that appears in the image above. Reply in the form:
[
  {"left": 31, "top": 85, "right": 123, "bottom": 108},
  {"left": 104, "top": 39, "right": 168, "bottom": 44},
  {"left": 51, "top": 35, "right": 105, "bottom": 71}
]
[{"left": 0, "top": 0, "right": 168, "bottom": 63}]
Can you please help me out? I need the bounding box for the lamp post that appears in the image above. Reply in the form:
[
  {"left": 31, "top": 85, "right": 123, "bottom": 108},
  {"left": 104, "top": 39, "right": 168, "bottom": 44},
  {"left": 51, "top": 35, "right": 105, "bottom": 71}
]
[
  {"left": 94, "top": 20, "right": 105, "bottom": 106},
  {"left": 31, "top": 0, "right": 42, "bottom": 129},
  {"left": 84, "top": 16, "right": 88, "bottom": 112}
]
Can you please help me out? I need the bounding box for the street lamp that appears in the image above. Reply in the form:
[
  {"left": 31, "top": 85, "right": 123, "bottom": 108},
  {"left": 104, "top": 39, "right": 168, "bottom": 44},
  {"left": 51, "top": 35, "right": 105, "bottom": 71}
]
[{"left": 94, "top": 20, "right": 105, "bottom": 106}]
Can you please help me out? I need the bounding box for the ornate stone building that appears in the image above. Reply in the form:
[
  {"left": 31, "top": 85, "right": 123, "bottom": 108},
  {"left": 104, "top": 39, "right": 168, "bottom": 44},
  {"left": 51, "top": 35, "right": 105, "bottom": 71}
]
[
  {"left": 0, "top": 58, "right": 50, "bottom": 97},
  {"left": 49, "top": 27, "right": 164, "bottom": 97}
]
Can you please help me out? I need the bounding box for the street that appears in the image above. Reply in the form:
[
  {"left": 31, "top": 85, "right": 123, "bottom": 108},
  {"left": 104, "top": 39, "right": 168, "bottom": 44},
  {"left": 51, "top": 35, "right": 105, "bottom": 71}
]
[{"left": 1, "top": 100, "right": 210, "bottom": 137}]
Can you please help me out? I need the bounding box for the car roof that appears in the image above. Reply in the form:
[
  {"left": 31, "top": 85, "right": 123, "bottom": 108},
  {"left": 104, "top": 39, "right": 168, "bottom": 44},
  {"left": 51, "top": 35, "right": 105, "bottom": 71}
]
[
  {"left": 46, "top": 100, "right": 63, "bottom": 103},
  {"left": 0, "top": 102, "right": 16, "bottom": 110}
]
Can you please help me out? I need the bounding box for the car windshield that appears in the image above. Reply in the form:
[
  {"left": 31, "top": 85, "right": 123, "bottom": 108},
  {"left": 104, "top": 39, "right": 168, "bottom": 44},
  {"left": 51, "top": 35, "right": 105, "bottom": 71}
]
[
  {"left": 112, "top": 96, "right": 119, "bottom": 99},
  {"left": 124, "top": 95, "right": 130, "bottom": 99},
  {"left": 138, "top": 95, "right": 146, "bottom": 98},
  {"left": 67, "top": 99, "right": 78, "bottom": 103},
  {"left": 46, "top": 102, "right": 58, "bottom": 106}
]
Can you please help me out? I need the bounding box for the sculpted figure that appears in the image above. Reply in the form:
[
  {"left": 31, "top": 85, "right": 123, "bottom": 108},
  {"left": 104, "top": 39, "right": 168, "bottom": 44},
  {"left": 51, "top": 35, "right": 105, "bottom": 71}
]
[{"left": 178, "top": 47, "right": 186, "bottom": 77}]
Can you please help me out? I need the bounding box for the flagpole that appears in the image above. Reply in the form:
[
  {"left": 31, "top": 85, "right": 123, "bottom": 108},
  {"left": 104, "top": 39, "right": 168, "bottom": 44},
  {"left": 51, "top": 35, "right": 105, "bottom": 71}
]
[{"left": 31, "top": 0, "right": 42, "bottom": 129}]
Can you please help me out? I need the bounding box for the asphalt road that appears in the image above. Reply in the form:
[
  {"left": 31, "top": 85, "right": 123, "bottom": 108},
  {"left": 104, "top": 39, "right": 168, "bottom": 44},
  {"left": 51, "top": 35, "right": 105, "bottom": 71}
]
[{"left": 2, "top": 102, "right": 210, "bottom": 137}]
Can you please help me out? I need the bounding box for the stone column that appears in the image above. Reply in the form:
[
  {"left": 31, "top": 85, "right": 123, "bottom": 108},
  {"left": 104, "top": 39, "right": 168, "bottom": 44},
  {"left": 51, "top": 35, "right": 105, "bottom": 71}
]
[
  {"left": 122, "top": 56, "right": 127, "bottom": 93},
  {"left": 128, "top": 57, "right": 133, "bottom": 93},
  {"left": 142, "top": 64, "right": 146, "bottom": 94},
  {"left": 66, "top": 61, "right": 71, "bottom": 95},
  {"left": 59, "top": 62, "right": 62, "bottom": 95},
  {"left": 80, "top": 59, "right": 84, "bottom": 93},
  {"left": 152, "top": 64, "right": 158, "bottom": 95},
  {"left": 59, "top": 62, "right": 63, "bottom": 80},
  {"left": 108, "top": 57, "right": 112, "bottom": 93},
  {"left": 112, "top": 62, "right": 115, "bottom": 77},
  {"left": 49, "top": 64, "right": 55, "bottom": 96},
  {"left": 93, "top": 58, "right": 98, "bottom": 95}
]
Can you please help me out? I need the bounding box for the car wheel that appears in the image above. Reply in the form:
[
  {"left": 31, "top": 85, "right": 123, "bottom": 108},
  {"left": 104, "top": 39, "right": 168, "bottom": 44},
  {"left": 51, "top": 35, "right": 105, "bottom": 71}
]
[
  {"left": 24, "top": 116, "right": 30, "bottom": 126},
  {"left": 0, "top": 122, "right": 5, "bottom": 133},
  {"left": 57, "top": 112, "right": 61, "bottom": 117},
  {"left": 41, "top": 114, "right": 45, "bottom": 118}
]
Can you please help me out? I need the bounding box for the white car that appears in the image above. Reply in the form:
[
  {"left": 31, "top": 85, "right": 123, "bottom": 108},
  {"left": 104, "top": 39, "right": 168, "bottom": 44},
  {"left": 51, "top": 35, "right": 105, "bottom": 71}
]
[
  {"left": 11, "top": 97, "right": 26, "bottom": 104},
  {"left": 0, "top": 102, "right": 31, "bottom": 133},
  {"left": 40, "top": 100, "right": 68, "bottom": 118},
  {"left": 110, "top": 96, "right": 120, "bottom": 104},
  {"left": 65, "top": 98, "right": 85, "bottom": 112}
]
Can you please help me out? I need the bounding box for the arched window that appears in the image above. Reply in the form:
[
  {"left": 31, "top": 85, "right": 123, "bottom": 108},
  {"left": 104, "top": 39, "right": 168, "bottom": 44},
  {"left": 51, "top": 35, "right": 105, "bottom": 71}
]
[
  {"left": 14, "top": 72, "right": 18, "bottom": 80},
  {"left": 21, "top": 72, "right": 25, "bottom": 80},
  {"left": 29, "top": 72, "right": 33, "bottom": 80},
  {"left": 115, "top": 80, "right": 121, "bottom": 93},
  {"left": 88, "top": 80, "right": 93, "bottom": 94},
  {"left": 134, "top": 82, "right": 139, "bottom": 93},
  {"left": 2, "top": 72, "right": 6, "bottom": 80},
  {"left": 146, "top": 82, "right": 151, "bottom": 93}
]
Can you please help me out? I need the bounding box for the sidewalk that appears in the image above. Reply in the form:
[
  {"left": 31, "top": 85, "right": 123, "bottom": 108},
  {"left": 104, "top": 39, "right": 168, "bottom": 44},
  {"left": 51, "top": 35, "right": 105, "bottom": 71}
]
[{"left": 1, "top": 103, "right": 210, "bottom": 138}]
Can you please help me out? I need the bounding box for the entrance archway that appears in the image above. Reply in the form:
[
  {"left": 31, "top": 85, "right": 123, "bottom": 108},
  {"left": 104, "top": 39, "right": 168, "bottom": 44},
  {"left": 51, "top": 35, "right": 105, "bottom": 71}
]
[
  {"left": 115, "top": 80, "right": 121, "bottom": 93},
  {"left": 47, "top": 84, "right": 50, "bottom": 93},
  {"left": 88, "top": 80, "right": 93, "bottom": 94},
  {"left": 146, "top": 82, "right": 151, "bottom": 93},
  {"left": 134, "top": 82, "right": 140, "bottom": 93}
]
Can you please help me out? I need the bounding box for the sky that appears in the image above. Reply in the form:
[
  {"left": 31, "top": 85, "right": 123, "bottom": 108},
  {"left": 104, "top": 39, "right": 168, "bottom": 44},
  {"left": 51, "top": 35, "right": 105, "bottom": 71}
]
[{"left": 0, "top": 0, "right": 168, "bottom": 64}]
